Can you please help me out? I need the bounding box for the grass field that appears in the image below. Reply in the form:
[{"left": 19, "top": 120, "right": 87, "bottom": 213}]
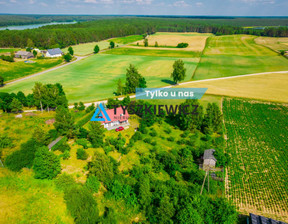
[
  {"left": 0, "top": 58, "right": 63, "bottom": 82},
  {"left": 1, "top": 54, "right": 199, "bottom": 103},
  {"left": 0, "top": 111, "right": 56, "bottom": 157},
  {"left": 178, "top": 72, "right": 288, "bottom": 103},
  {"left": 0, "top": 48, "right": 19, "bottom": 53},
  {"left": 193, "top": 35, "right": 288, "bottom": 80},
  {"left": 103, "top": 47, "right": 201, "bottom": 58},
  {"left": 134, "top": 32, "right": 212, "bottom": 51},
  {"left": 109, "top": 35, "right": 144, "bottom": 44},
  {"left": 63, "top": 40, "right": 110, "bottom": 56},
  {"left": 255, "top": 37, "right": 288, "bottom": 52},
  {"left": 0, "top": 168, "right": 73, "bottom": 224},
  {"left": 223, "top": 98, "right": 288, "bottom": 222}
]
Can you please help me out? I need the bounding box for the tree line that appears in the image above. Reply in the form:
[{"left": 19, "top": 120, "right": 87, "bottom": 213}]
[{"left": 0, "top": 17, "right": 287, "bottom": 49}]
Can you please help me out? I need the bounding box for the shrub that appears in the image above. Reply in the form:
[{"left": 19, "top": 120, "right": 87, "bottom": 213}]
[
  {"left": 77, "top": 148, "right": 88, "bottom": 160},
  {"left": 33, "top": 146, "right": 61, "bottom": 179},
  {"left": 86, "top": 175, "right": 101, "bottom": 193},
  {"left": 62, "top": 150, "right": 70, "bottom": 160},
  {"left": 176, "top": 42, "right": 189, "bottom": 48},
  {"left": 149, "top": 129, "right": 157, "bottom": 137},
  {"left": 55, "top": 173, "right": 76, "bottom": 190},
  {"left": 77, "top": 127, "right": 89, "bottom": 139},
  {"left": 177, "top": 139, "right": 186, "bottom": 145},
  {"left": 51, "top": 137, "right": 70, "bottom": 152},
  {"left": 87, "top": 152, "right": 114, "bottom": 186},
  {"left": 131, "top": 131, "right": 142, "bottom": 141},
  {"left": 5, "top": 138, "right": 42, "bottom": 171},
  {"left": 0, "top": 135, "right": 14, "bottom": 148},
  {"left": 76, "top": 138, "right": 89, "bottom": 149},
  {"left": 143, "top": 138, "right": 152, "bottom": 144},
  {"left": 167, "top": 137, "right": 175, "bottom": 142},
  {"left": 64, "top": 185, "right": 99, "bottom": 224},
  {"left": 164, "top": 127, "right": 172, "bottom": 134},
  {"left": 151, "top": 141, "right": 157, "bottom": 146}
]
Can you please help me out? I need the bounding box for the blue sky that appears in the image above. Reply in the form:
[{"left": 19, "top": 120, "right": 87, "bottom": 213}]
[{"left": 0, "top": 0, "right": 287, "bottom": 16}]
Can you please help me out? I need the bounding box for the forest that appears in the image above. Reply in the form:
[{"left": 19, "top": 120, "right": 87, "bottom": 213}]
[{"left": 0, "top": 17, "right": 287, "bottom": 48}]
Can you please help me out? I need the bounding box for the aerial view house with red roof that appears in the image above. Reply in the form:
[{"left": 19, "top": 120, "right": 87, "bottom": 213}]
[{"left": 101, "top": 107, "right": 130, "bottom": 130}]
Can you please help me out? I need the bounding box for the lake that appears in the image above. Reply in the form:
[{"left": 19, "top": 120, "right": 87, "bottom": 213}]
[{"left": 0, "top": 21, "right": 77, "bottom": 31}]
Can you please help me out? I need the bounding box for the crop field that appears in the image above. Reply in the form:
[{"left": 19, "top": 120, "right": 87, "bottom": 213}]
[
  {"left": 109, "top": 35, "right": 144, "bottom": 44},
  {"left": 193, "top": 35, "right": 288, "bottom": 80},
  {"left": 0, "top": 58, "right": 63, "bottom": 82},
  {"left": 132, "top": 32, "right": 212, "bottom": 51},
  {"left": 178, "top": 72, "right": 288, "bottom": 103},
  {"left": 63, "top": 40, "right": 110, "bottom": 56},
  {"left": 223, "top": 98, "right": 288, "bottom": 222},
  {"left": 104, "top": 47, "right": 201, "bottom": 57},
  {"left": 1, "top": 54, "right": 199, "bottom": 103},
  {"left": 255, "top": 37, "right": 288, "bottom": 52}
]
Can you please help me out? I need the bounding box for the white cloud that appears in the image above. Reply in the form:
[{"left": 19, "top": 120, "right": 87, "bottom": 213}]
[
  {"left": 29, "top": 0, "right": 35, "bottom": 4},
  {"left": 39, "top": 2, "right": 48, "bottom": 6},
  {"left": 241, "top": 0, "right": 275, "bottom": 4},
  {"left": 173, "top": 0, "right": 189, "bottom": 7},
  {"left": 120, "top": 0, "right": 152, "bottom": 4},
  {"left": 9, "top": 0, "right": 17, "bottom": 3},
  {"left": 196, "top": 2, "right": 203, "bottom": 6},
  {"left": 84, "top": 0, "right": 97, "bottom": 3}
]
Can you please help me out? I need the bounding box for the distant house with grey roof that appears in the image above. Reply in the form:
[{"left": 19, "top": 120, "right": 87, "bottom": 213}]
[
  {"left": 46, "top": 48, "right": 63, "bottom": 58},
  {"left": 249, "top": 213, "right": 287, "bottom": 224},
  {"left": 203, "top": 149, "right": 217, "bottom": 170},
  {"left": 15, "top": 51, "right": 34, "bottom": 59}
]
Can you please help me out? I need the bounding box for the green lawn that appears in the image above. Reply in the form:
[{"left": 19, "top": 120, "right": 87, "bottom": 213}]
[
  {"left": 63, "top": 40, "right": 110, "bottom": 56},
  {"left": 1, "top": 54, "right": 199, "bottom": 103},
  {"left": 104, "top": 47, "right": 201, "bottom": 58},
  {"left": 109, "top": 35, "right": 144, "bottom": 44},
  {"left": 193, "top": 35, "right": 288, "bottom": 80},
  {"left": 0, "top": 58, "right": 63, "bottom": 82}
]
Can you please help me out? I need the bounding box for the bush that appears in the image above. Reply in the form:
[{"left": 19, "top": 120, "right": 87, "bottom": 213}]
[
  {"left": 131, "top": 131, "right": 142, "bottom": 141},
  {"left": 64, "top": 185, "right": 99, "bottom": 224},
  {"left": 0, "top": 135, "right": 14, "bottom": 149},
  {"left": 164, "top": 127, "right": 172, "bottom": 134},
  {"left": 76, "top": 138, "right": 89, "bottom": 149},
  {"left": 149, "top": 129, "right": 157, "bottom": 137},
  {"left": 5, "top": 138, "right": 42, "bottom": 171},
  {"left": 176, "top": 43, "right": 189, "bottom": 48},
  {"left": 77, "top": 148, "right": 88, "bottom": 160},
  {"left": 55, "top": 173, "right": 76, "bottom": 190},
  {"left": 167, "top": 137, "right": 175, "bottom": 142},
  {"left": 151, "top": 141, "right": 157, "bottom": 146},
  {"left": 77, "top": 127, "right": 89, "bottom": 139},
  {"left": 143, "top": 138, "right": 152, "bottom": 144},
  {"left": 177, "top": 139, "right": 186, "bottom": 145},
  {"left": 1, "top": 54, "right": 14, "bottom": 62},
  {"left": 33, "top": 146, "right": 61, "bottom": 179},
  {"left": 62, "top": 150, "right": 70, "bottom": 160},
  {"left": 86, "top": 175, "right": 100, "bottom": 193},
  {"left": 51, "top": 137, "right": 70, "bottom": 152},
  {"left": 87, "top": 152, "right": 114, "bottom": 186}
]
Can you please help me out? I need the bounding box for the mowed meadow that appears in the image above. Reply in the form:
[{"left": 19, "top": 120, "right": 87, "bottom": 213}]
[{"left": 1, "top": 54, "right": 199, "bottom": 103}]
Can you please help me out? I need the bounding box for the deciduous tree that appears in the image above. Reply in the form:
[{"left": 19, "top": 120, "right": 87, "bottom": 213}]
[{"left": 171, "top": 59, "right": 186, "bottom": 84}]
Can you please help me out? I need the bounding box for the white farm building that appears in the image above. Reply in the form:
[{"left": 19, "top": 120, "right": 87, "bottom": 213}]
[{"left": 46, "top": 48, "right": 63, "bottom": 58}]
